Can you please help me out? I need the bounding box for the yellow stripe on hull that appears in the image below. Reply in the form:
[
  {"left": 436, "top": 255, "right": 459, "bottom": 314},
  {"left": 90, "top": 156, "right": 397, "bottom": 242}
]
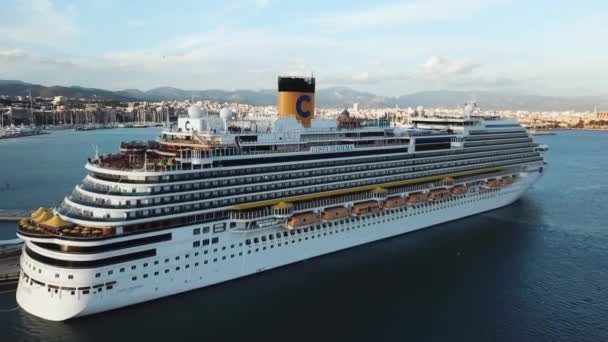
[{"left": 231, "top": 167, "right": 502, "bottom": 210}]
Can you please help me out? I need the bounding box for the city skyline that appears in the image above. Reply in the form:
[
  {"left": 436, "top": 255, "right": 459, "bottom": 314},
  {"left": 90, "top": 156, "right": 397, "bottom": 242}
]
[{"left": 1, "top": 0, "right": 606, "bottom": 96}]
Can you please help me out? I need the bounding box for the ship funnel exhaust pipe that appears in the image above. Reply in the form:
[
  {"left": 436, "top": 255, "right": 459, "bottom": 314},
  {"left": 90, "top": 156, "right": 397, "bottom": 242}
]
[{"left": 277, "top": 76, "right": 315, "bottom": 128}]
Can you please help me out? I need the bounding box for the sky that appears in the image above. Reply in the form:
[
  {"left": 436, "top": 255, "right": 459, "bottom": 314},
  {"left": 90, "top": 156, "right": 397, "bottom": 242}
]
[{"left": 0, "top": 0, "right": 606, "bottom": 96}]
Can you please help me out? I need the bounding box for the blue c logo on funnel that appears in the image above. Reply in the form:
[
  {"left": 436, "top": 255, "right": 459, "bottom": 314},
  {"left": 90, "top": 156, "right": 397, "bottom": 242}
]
[{"left": 296, "top": 95, "right": 311, "bottom": 118}]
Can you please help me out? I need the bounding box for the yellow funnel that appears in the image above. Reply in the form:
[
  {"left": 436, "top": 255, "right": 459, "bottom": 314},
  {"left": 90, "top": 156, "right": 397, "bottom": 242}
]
[{"left": 277, "top": 76, "right": 315, "bottom": 128}]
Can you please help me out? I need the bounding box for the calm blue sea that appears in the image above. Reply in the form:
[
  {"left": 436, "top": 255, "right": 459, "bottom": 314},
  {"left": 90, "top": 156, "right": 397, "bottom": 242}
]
[{"left": 1, "top": 129, "right": 607, "bottom": 341}]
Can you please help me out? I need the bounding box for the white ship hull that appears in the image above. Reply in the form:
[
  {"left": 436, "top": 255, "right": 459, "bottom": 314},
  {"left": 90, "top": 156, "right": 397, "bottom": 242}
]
[{"left": 16, "top": 171, "right": 540, "bottom": 321}]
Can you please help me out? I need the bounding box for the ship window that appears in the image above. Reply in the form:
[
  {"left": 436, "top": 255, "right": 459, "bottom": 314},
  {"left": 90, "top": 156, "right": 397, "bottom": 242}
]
[
  {"left": 154, "top": 271, "right": 159, "bottom": 276},
  {"left": 193, "top": 228, "right": 201, "bottom": 235},
  {"left": 68, "top": 275, "right": 73, "bottom": 279},
  {"left": 131, "top": 265, "right": 136, "bottom": 270},
  {"left": 132, "top": 276, "right": 137, "bottom": 281},
  {"left": 193, "top": 241, "right": 201, "bottom": 248},
  {"left": 212, "top": 237, "right": 219, "bottom": 244},
  {"left": 95, "top": 273, "right": 100, "bottom": 278},
  {"left": 120, "top": 268, "right": 125, "bottom": 272},
  {"left": 165, "top": 269, "right": 169, "bottom": 273},
  {"left": 202, "top": 239, "right": 210, "bottom": 246}
]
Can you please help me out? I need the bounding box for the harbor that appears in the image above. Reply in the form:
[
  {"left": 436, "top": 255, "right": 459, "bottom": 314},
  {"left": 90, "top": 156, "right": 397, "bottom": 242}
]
[
  {"left": 0, "top": 239, "right": 21, "bottom": 286},
  {"left": 0, "top": 213, "right": 25, "bottom": 286},
  {"left": 0, "top": 209, "right": 31, "bottom": 221}
]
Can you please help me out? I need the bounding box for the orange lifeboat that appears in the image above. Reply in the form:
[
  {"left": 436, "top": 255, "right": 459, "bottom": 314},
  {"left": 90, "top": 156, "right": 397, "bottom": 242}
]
[
  {"left": 428, "top": 188, "right": 451, "bottom": 201},
  {"left": 351, "top": 201, "right": 383, "bottom": 216},
  {"left": 406, "top": 192, "right": 427, "bottom": 205},
  {"left": 484, "top": 179, "right": 500, "bottom": 189},
  {"left": 384, "top": 196, "right": 406, "bottom": 208},
  {"left": 451, "top": 184, "right": 467, "bottom": 195},
  {"left": 499, "top": 176, "right": 513, "bottom": 186},
  {"left": 322, "top": 207, "right": 350, "bottom": 221},
  {"left": 287, "top": 212, "right": 319, "bottom": 229}
]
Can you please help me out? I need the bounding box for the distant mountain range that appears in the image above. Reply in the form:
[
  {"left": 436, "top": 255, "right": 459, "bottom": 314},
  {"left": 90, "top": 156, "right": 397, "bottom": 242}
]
[{"left": 1, "top": 80, "right": 606, "bottom": 111}]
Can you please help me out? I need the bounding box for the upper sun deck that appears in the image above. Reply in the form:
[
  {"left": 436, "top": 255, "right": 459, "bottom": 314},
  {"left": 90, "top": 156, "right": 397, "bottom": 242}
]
[
  {"left": 84, "top": 109, "right": 522, "bottom": 177},
  {"left": 157, "top": 108, "right": 468, "bottom": 150}
]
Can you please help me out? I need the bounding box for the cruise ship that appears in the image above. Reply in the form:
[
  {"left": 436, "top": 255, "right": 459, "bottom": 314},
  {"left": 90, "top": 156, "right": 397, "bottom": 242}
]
[{"left": 15, "top": 77, "right": 547, "bottom": 321}]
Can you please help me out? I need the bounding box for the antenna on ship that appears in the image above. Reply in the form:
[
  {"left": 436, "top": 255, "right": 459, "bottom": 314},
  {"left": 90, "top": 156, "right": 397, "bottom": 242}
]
[
  {"left": 143, "top": 150, "right": 148, "bottom": 171},
  {"left": 91, "top": 144, "right": 99, "bottom": 161},
  {"left": 28, "top": 89, "right": 34, "bottom": 125},
  {"left": 166, "top": 106, "right": 170, "bottom": 128}
]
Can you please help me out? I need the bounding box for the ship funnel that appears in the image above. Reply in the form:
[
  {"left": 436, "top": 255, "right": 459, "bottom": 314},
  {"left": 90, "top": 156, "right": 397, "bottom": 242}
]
[{"left": 277, "top": 76, "right": 315, "bottom": 128}]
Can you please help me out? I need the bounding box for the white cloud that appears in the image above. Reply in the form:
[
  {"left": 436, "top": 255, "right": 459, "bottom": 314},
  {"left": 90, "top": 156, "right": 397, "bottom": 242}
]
[
  {"left": 314, "top": 0, "right": 500, "bottom": 32},
  {"left": 127, "top": 19, "right": 145, "bottom": 28},
  {"left": 421, "top": 56, "right": 480, "bottom": 79},
  {"left": 0, "top": 49, "right": 28, "bottom": 61},
  {"left": 255, "top": 0, "right": 269, "bottom": 9},
  {"left": 0, "top": 48, "right": 75, "bottom": 67},
  {"left": 0, "top": 0, "right": 78, "bottom": 46},
  {"left": 326, "top": 71, "right": 412, "bottom": 85}
]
